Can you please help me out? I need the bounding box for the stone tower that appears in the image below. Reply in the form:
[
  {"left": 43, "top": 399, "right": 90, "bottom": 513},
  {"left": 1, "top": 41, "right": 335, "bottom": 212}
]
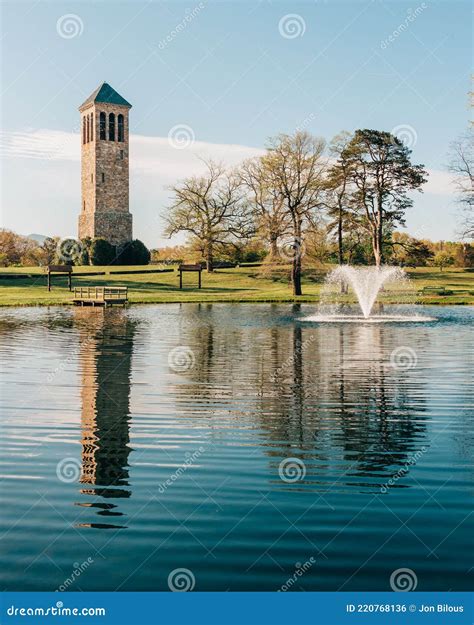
[{"left": 78, "top": 82, "right": 132, "bottom": 246}]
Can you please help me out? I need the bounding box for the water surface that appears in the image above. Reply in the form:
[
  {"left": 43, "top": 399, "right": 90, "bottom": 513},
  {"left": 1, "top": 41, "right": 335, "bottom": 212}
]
[{"left": 0, "top": 304, "right": 472, "bottom": 591}]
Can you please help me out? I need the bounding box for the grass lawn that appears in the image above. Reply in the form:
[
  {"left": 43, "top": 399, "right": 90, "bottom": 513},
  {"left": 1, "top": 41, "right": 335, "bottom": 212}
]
[{"left": 0, "top": 264, "right": 473, "bottom": 307}]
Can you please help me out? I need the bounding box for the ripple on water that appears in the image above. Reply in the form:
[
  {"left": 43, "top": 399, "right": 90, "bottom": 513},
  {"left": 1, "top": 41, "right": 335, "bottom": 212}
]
[{"left": 0, "top": 304, "right": 473, "bottom": 591}]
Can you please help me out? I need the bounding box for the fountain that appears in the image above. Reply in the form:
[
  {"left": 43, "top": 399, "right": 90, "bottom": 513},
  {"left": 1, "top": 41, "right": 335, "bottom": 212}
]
[{"left": 305, "top": 265, "right": 436, "bottom": 323}]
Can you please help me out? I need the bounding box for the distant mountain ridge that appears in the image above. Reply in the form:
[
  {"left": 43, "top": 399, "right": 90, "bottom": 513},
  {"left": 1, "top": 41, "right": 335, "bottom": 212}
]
[{"left": 27, "top": 233, "right": 48, "bottom": 244}]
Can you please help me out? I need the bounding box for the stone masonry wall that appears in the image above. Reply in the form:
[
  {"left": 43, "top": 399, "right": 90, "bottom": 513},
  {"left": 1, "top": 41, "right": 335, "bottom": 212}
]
[
  {"left": 78, "top": 101, "right": 132, "bottom": 246},
  {"left": 79, "top": 105, "right": 95, "bottom": 221}
]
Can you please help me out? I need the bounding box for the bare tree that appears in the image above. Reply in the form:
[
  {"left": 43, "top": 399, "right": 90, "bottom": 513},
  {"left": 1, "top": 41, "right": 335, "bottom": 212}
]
[
  {"left": 448, "top": 131, "right": 474, "bottom": 239},
  {"left": 239, "top": 157, "right": 290, "bottom": 260},
  {"left": 263, "top": 131, "right": 327, "bottom": 295},
  {"left": 165, "top": 160, "right": 254, "bottom": 272}
]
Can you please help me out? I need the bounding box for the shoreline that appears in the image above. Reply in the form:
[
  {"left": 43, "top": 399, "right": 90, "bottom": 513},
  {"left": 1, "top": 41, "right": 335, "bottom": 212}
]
[
  {"left": 1, "top": 297, "right": 473, "bottom": 308},
  {"left": 1, "top": 266, "right": 473, "bottom": 308}
]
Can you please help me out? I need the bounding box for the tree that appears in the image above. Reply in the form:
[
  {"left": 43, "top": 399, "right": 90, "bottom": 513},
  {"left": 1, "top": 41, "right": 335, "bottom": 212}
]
[
  {"left": 215, "top": 238, "right": 267, "bottom": 264},
  {"left": 323, "top": 131, "right": 354, "bottom": 265},
  {"left": 90, "top": 238, "right": 116, "bottom": 265},
  {"left": 304, "top": 226, "right": 332, "bottom": 265},
  {"left": 116, "top": 239, "right": 150, "bottom": 265},
  {"left": 448, "top": 131, "right": 474, "bottom": 239},
  {"left": 263, "top": 131, "right": 327, "bottom": 295},
  {"left": 389, "top": 232, "right": 433, "bottom": 267},
  {"left": 239, "top": 157, "right": 290, "bottom": 261},
  {"left": 165, "top": 160, "right": 253, "bottom": 272},
  {"left": 342, "top": 129, "right": 428, "bottom": 266},
  {"left": 454, "top": 242, "right": 474, "bottom": 267},
  {"left": 0, "top": 229, "right": 41, "bottom": 266},
  {"left": 41, "top": 237, "right": 59, "bottom": 265},
  {"left": 0, "top": 230, "right": 19, "bottom": 265},
  {"left": 150, "top": 245, "right": 188, "bottom": 265},
  {"left": 432, "top": 251, "right": 454, "bottom": 271},
  {"left": 402, "top": 239, "right": 433, "bottom": 267}
]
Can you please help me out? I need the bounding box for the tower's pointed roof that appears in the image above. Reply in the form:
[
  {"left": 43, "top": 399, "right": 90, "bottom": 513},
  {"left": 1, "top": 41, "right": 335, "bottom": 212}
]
[{"left": 79, "top": 82, "right": 132, "bottom": 110}]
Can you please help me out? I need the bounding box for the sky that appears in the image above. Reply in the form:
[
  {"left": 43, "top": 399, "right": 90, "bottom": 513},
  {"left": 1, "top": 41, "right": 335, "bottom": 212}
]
[{"left": 0, "top": 0, "right": 471, "bottom": 247}]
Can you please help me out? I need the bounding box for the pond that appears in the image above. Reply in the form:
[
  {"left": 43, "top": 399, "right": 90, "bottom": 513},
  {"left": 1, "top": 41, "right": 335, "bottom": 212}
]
[{"left": 0, "top": 304, "right": 472, "bottom": 591}]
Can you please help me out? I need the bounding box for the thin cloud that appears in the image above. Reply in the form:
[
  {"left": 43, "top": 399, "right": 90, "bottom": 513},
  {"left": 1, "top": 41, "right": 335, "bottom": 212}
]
[
  {"left": 0, "top": 129, "right": 457, "bottom": 245},
  {"left": 0, "top": 129, "right": 264, "bottom": 176},
  {"left": 0, "top": 128, "right": 454, "bottom": 193}
]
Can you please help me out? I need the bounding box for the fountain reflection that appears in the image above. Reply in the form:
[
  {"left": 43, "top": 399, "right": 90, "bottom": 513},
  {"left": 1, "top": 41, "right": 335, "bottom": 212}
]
[
  {"left": 73, "top": 308, "right": 137, "bottom": 529},
  {"left": 323, "top": 323, "right": 428, "bottom": 481},
  {"left": 174, "top": 305, "right": 428, "bottom": 491},
  {"left": 1, "top": 302, "right": 471, "bottom": 591}
]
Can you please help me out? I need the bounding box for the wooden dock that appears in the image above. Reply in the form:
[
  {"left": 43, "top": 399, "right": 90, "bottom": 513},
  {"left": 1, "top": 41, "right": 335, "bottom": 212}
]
[{"left": 73, "top": 286, "right": 128, "bottom": 307}]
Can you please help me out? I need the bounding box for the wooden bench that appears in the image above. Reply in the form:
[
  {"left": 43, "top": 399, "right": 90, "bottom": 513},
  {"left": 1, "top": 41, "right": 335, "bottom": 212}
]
[
  {"left": 178, "top": 264, "right": 202, "bottom": 289},
  {"left": 46, "top": 265, "right": 73, "bottom": 291},
  {"left": 72, "top": 286, "right": 128, "bottom": 307}
]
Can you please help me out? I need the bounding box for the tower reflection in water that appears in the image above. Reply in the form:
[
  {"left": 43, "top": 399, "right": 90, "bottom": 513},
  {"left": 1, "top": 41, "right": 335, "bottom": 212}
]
[{"left": 73, "top": 308, "right": 136, "bottom": 529}]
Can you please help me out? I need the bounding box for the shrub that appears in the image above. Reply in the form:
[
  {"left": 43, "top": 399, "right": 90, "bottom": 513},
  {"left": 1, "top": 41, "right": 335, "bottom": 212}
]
[
  {"left": 116, "top": 239, "right": 150, "bottom": 265},
  {"left": 242, "top": 250, "right": 266, "bottom": 263},
  {"left": 79, "top": 238, "right": 92, "bottom": 266},
  {"left": 90, "top": 238, "right": 116, "bottom": 265}
]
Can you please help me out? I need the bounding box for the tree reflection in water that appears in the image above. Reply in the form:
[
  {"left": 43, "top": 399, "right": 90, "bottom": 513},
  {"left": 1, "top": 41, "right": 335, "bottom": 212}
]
[{"left": 175, "top": 305, "right": 428, "bottom": 492}]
